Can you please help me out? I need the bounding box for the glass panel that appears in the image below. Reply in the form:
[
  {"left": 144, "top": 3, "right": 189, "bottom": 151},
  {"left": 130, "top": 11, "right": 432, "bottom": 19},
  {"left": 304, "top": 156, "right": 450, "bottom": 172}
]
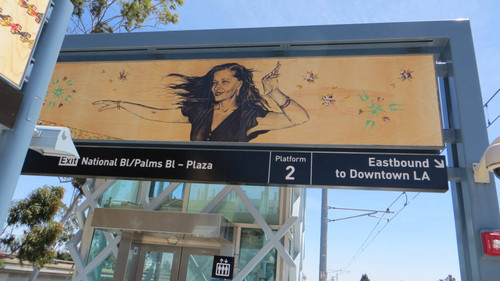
[
  {"left": 290, "top": 188, "right": 301, "bottom": 216},
  {"left": 187, "top": 184, "right": 280, "bottom": 225},
  {"left": 141, "top": 251, "right": 174, "bottom": 281},
  {"left": 185, "top": 254, "right": 214, "bottom": 281},
  {"left": 187, "top": 184, "right": 225, "bottom": 212},
  {"left": 211, "top": 186, "right": 280, "bottom": 225},
  {"left": 239, "top": 228, "right": 276, "bottom": 281},
  {"left": 88, "top": 252, "right": 116, "bottom": 281},
  {"left": 124, "top": 249, "right": 136, "bottom": 281},
  {"left": 100, "top": 180, "right": 141, "bottom": 209},
  {"left": 242, "top": 185, "right": 280, "bottom": 225},
  {"left": 151, "top": 182, "right": 185, "bottom": 212},
  {"left": 149, "top": 181, "right": 168, "bottom": 198},
  {"left": 87, "top": 229, "right": 109, "bottom": 265},
  {"left": 211, "top": 191, "right": 249, "bottom": 223},
  {"left": 87, "top": 229, "right": 117, "bottom": 281}
]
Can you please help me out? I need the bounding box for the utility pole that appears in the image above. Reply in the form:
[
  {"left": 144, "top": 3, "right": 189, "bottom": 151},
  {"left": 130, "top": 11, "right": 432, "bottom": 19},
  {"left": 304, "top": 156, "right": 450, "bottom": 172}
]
[{"left": 319, "top": 188, "right": 328, "bottom": 281}]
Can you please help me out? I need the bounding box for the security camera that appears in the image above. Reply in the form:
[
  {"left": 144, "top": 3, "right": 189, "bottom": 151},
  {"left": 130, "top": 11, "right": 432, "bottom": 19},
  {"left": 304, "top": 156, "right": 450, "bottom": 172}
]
[
  {"left": 29, "top": 125, "right": 80, "bottom": 158},
  {"left": 473, "top": 137, "right": 500, "bottom": 183}
]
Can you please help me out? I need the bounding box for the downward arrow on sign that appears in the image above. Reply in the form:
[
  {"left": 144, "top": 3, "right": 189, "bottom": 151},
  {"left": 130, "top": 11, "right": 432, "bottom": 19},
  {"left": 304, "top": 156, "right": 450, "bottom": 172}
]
[{"left": 434, "top": 159, "right": 445, "bottom": 168}]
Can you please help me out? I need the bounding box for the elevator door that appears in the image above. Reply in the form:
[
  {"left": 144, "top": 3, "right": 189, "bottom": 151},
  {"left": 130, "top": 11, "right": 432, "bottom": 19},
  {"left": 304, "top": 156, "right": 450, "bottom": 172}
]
[{"left": 127, "top": 244, "right": 219, "bottom": 281}]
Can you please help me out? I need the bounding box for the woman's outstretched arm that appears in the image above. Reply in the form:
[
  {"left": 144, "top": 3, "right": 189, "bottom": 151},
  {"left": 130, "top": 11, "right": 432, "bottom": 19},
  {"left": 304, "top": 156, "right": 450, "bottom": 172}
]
[
  {"left": 251, "top": 62, "right": 309, "bottom": 133},
  {"left": 93, "top": 100, "right": 189, "bottom": 123}
]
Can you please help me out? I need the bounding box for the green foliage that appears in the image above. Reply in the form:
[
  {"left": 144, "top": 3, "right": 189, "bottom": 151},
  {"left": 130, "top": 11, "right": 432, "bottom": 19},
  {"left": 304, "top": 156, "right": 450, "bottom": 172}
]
[
  {"left": 69, "top": 0, "right": 184, "bottom": 34},
  {"left": 0, "top": 186, "right": 65, "bottom": 269},
  {"left": 7, "top": 186, "right": 64, "bottom": 227},
  {"left": 0, "top": 259, "right": 3, "bottom": 267},
  {"left": 55, "top": 204, "right": 79, "bottom": 249},
  {"left": 72, "top": 178, "right": 87, "bottom": 191},
  {"left": 360, "top": 273, "right": 370, "bottom": 281},
  {"left": 17, "top": 221, "right": 63, "bottom": 268},
  {"left": 56, "top": 252, "right": 73, "bottom": 261}
]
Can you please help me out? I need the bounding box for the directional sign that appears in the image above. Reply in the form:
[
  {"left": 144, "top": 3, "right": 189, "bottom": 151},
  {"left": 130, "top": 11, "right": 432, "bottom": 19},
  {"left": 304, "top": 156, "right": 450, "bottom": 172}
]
[
  {"left": 22, "top": 144, "right": 448, "bottom": 192},
  {"left": 23, "top": 146, "right": 270, "bottom": 185},
  {"left": 311, "top": 153, "right": 448, "bottom": 191}
]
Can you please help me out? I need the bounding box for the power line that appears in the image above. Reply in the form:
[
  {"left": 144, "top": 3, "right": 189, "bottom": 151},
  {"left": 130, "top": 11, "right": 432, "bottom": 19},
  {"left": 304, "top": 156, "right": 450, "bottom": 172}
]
[
  {"left": 484, "top": 88, "right": 499, "bottom": 106},
  {"left": 484, "top": 88, "right": 500, "bottom": 128},
  {"left": 339, "top": 192, "right": 406, "bottom": 266},
  {"left": 338, "top": 192, "right": 421, "bottom": 273},
  {"left": 326, "top": 206, "right": 393, "bottom": 222}
]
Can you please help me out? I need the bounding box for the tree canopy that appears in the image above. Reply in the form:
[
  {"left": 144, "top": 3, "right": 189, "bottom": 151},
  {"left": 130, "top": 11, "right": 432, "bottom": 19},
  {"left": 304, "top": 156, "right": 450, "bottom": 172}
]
[
  {"left": 0, "top": 186, "right": 67, "bottom": 268},
  {"left": 360, "top": 273, "right": 371, "bottom": 281},
  {"left": 69, "top": 0, "right": 184, "bottom": 34},
  {"left": 439, "top": 274, "right": 456, "bottom": 281}
]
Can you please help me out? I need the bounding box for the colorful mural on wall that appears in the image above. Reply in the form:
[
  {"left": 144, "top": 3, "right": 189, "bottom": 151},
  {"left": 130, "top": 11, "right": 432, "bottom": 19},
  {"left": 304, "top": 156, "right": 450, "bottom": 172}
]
[
  {"left": 38, "top": 55, "right": 443, "bottom": 148},
  {"left": 0, "top": 0, "right": 50, "bottom": 87}
]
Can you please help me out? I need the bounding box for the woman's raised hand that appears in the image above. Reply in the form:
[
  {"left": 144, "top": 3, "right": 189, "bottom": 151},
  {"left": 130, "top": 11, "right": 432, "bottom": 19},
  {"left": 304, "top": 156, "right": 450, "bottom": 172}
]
[
  {"left": 92, "top": 100, "right": 121, "bottom": 111},
  {"left": 262, "top": 62, "right": 281, "bottom": 95}
]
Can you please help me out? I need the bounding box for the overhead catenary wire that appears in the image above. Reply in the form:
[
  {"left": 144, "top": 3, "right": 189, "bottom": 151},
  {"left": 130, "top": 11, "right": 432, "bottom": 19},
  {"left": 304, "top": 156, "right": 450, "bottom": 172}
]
[
  {"left": 340, "top": 192, "right": 420, "bottom": 272},
  {"left": 326, "top": 206, "right": 393, "bottom": 222},
  {"left": 336, "top": 192, "right": 421, "bottom": 274},
  {"left": 484, "top": 88, "right": 499, "bottom": 106},
  {"left": 340, "top": 192, "right": 403, "bottom": 266},
  {"left": 327, "top": 193, "right": 400, "bottom": 273},
  {"left": 484, "top": 88, "right": 500, "bottom": 128}
]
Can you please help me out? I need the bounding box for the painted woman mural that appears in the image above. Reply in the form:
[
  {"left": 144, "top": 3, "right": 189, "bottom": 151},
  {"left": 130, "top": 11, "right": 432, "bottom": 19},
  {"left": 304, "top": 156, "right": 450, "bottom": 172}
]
[
  {"left": 93, "top": 62, "right": 310, "bottom": 142},
  {"left": 39, "top": 55, "right": 443, "bottom": 147}
]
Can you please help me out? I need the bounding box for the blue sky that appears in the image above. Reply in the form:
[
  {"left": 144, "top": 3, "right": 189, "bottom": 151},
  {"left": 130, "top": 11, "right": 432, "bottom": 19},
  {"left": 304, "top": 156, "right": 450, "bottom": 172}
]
[{"left": 13, "top": 0, "right": 500, "bottom": 280}]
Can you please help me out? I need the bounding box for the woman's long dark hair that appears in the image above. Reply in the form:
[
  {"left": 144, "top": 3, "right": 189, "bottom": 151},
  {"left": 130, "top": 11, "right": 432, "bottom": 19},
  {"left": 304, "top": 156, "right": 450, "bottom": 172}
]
[{"left": 168, "top": 63, "right": 269, "bottom": 110}]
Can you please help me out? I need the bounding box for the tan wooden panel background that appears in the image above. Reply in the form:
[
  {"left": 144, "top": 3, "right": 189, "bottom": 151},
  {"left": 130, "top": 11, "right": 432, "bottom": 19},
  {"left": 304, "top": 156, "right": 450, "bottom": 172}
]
[
  {"left": 39, "top": 54, "right": 443, "bottom": 147},
  {"left": 0, "top": 0, "right": 50, "bottom": 87}
]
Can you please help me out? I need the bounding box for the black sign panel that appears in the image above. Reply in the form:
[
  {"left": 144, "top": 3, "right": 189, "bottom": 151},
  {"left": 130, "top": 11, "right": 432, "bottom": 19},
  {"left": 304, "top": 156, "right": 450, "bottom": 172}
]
[
  {"left": 22, "top": 145, "right": 448, "bottom": 192},
  {"left": 312, "top": 153, "right": 448, "bottom": 191},
  {"left": 269, "top": 152, "right": 311, "bottom": 185},
  {"left": 212, "top": 255, "right": 234, "bottom": 280},
  {"left": 22, "top": 146, "right": 269, "bottom": 185}
]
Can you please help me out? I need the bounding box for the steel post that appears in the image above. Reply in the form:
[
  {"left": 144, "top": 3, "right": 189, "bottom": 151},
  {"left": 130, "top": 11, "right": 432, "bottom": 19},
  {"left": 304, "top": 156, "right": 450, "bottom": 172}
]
[
  {"left": 0, "top": 0, "right": 73, "bottom": 225},
  {"left": 319, "top": 188, "right": 328, "bottom": 281}
]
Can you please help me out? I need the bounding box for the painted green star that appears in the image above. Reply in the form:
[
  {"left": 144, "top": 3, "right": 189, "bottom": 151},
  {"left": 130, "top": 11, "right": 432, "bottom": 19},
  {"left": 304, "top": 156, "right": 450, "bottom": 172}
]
[
  {"left": 52, "top": 86, "right": 65, "bottom": 99},
  {"left": 367, "top": 100, "right": 387, "bottom": 117}
]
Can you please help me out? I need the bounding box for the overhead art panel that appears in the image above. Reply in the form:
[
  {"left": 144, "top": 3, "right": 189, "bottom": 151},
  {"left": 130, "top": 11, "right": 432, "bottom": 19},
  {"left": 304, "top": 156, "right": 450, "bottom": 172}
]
[
  {"left": 38, "top": 54, "right": 443, "bottom": 148},
  {"left": 0, "top": 0, "right": 51, "bottom": 88}
]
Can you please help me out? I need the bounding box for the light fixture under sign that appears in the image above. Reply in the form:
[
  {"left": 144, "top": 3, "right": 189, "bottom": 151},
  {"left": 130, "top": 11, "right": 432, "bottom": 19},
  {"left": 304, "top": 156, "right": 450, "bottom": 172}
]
[{"left": 29, "top": 125, "right": 79, "bottom": 158}]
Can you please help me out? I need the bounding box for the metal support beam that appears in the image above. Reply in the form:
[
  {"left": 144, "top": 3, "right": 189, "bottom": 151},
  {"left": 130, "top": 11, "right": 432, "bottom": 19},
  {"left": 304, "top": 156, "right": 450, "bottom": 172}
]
[
  {"left": 233, "top": 186, "right": 296, "bottom": 268},
  {"left": 0, "top": 0, "right": 73, "bottom": 227},
  {"left": 233, "top": 216, "right": 298, "bottom": 281},
  {"left": 112, "top": 231, "right": 133, "bottom": 281},
  {"left": 442, "top": 22, "right": 500, "bottom": 281},
  {"left": 144, "top": 182, "right": 182, "bottom": 210}
]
